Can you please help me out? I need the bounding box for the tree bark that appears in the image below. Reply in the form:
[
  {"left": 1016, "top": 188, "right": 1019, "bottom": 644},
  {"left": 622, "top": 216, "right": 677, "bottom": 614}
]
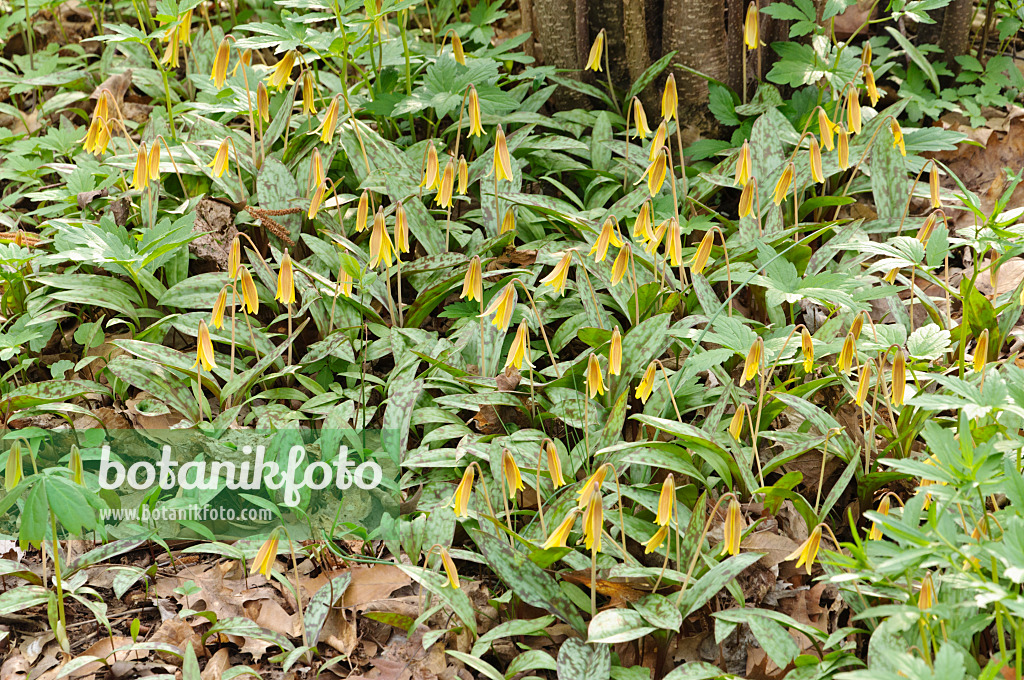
[
  {"left": 531, "top": 0, "right": 588, "bottom": 108},
  {"left": 938, "top": 0, "right": 974, "bottom": 64},
  {"left": 663, "top": 0, "right": 729, "bottom": 115}
]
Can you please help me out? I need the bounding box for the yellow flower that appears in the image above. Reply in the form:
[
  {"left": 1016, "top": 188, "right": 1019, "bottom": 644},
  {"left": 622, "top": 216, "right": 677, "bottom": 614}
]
[
  {"left": 743, "top": 1, "right": 758, "bottom": 50},
  {"left": 267, "top": 51, "right": 296, "bottom": 91},
  {"left": 850, "top": 311, "right": 864, "bottom": 340},
  {"left": 722, "top": 497, "right": 743, "bottom": 556},
  {"left": 308, "top": 181, "right": 327, "bottom": 220},
  {"left": 847, "top": 87, "right": 861, "bottom": 135},
  {"left": 448, "top": 31, "right": 466, "bottom": 65},
  {"left": 241, "top": 268, "right": 259, "bottom": 314},
  {"left": 148, "top": 142, "right": 161, "bottom": 182},
  {"left": 974, "top": 329, "right": 989, "bottom": 373},
  {"left": 741, "top": 336, "right": 763, "bottom": 385},
  {"left": 500, "top": 207, "right": 516, "bottom": 234},
  {"left": 801, "top": 327, "right": 814, "bottom": 372},
  {"left": 211, "top": 287, "right": 227, "bottom": 329},
  {"left": 212, "top": 38, "right": 230, "bottom": 88},
  {"left": 228, "top": 237, "right": 240, "bottom": 280},
  {"left": 837, "top": 126, "right": 850, "bottom": 170},
  {"left": 666, "top": 217, "right": 683, "bottom": 267},
  {"left": 862, "top": 43, "right": 872, "bottom": 65},
  {"left": 735, "top": 141, "right": 751, "bottom": 187},
  {"left": 461, "top": 256, "right": 483, "bottom": 302},
  {"left": 586, "top": 29, "right": 605, "bottom": 71},
  {"left": 918, "top": 573, "right": 934, "bottom": 610},
  {"left": 356, "top": 190, "right": 370, "bottom": 232},
  {"left": 865, "top": 66, "right": 880, "bottom": 106},
  {"left": 691, "top": 229, "right": 714, "bottom": 275},
  {"left": 179, "top": 8, "right": 192, "bottom": 44},
  {"left": 257, "top": 82, "right": 270, "bottom": 123},
  {"left": 647, "top": 148, "right": 667, "bottom": 197},
  {"left": 773, "top": 162, "right": 794, "bottom": 205},
  {"left": 369, "top": 208, "right": 394, "bottom": 269},
  {"left": 506, "top": 320, "right": 532, "bottom": 369},
  {"left": 394, "top": 202, "right": 409, "bottom": 255},
  {"left": 132, "top": 142, "right": 149, "bottom": 191},
  {"left": 545, "top": 440, "right": 564, "bottom": 488},
  {"left": 609, "top": 327, "right": 622, "bottom": 375},
  {"left": 929, "top": 167, "right": 941, "bottom": 208},
  {"left": 542, "top": 252, "right": 572, "bottom": 295},
  {"left": 275, "top": 250, "right": 296, "bottom": 305},
  {"left": 611, "top": 244, "right": 631, "bottom": 286},
  {"left": 4, "top": 441, "right": 22, "bottom": 491},
  {"left": 729, "top": 405, "right": 746, "bottom": 441},
  {"left": 837, "top": 332, "right": 855, "bottom": 373},
  {"left": 208, "top": 138, "right": 230, "bottom": 178},
  {"left": 69, "top": 444, "right": 83, "bottom": 485},
  {"left": 92, "top": 120, "right": 112, "bottom": 155},
  {"left": 482, "top": 282, "right": 517, "bottom": 331},
  {"left": 162, "top": 28, "right": 180, "bottom": 68},
  {"left": 738, "top": 181, "right": 754, "bottom": 218},
  {"left": 589, "top": 217, "right": 623, "bottom": 262},
  {"left": 818, "top": 109, "right": 835, "bottom": 151},
  {"left": 311, "top": 148, "right": 324, "bottom": 187},
  {"left": 633, "top": 98, "right": 649, "bottom": 139},
  {"left": 437, "top": 159, "right": 456, "bottom": 209},
  {"left": 869, "top": 495, "right": 890, "bottom": 541},
  {"left": 234, "top": 48, "right": 251, "bottom": 75},
  {"left": 662, "top": 74, "right": 678, "bottom": 121},
  {"left": 337, "top": 268, "right": 353, "bottom": 298},
  {"left": 586, "top": 353, "right": 605, "bottom": 398},
  {"left": 577, "top": 464, "right": 610, "bottom": 508},
  {"left": 649, "top": 122, "right": 666, "bottom": 162},
  {"left": 494, "top": 126, "right": 514, "bottom": 182},
  {"left": 892, "top": 348, "right": 906, "bottom": 406},
  {"left": 634, "top": 201, "right": 652, "bottom": 241},
  {"left": 643, "top": 524, "right": 669, "bottom": 554},
  {"left": 250, "top": 529, "right": 280, "bottom": 577},
  {"left": 467, "top": 85, "right": 484, "bottom": 137},
  {"left": 582, "top": 482, "right": 604, "bottom": 552},
  {"left": 809, "top": 135, "right": 824, "bottom": 184},
  {"left": 94, "top": 91, "right": 109, "bottom": 122},
  {"left": 855, "top": 361, "right": 871, "bottom": 406},
  {"left": 656, "top": 474, "right": 674, "bottom": 526},
  {"left": 501, "top": 448, "right": 525, "bottom": 498},
  {"left": 458, "top": 155, "right": 468, "bottom": 194},
  {"left": 785, "top": 524, "right": 822, "bottom": 575},
  {"left": 543, "top": 509, "right": 578, "bottom": 549},
  {"left": 422, "top": 144, "right": 439, "bottom": 190},
  {"left": 319, "top": 96, "right": 340, "bottom": 144},
  {"left": 636, "top": 361, "right": 657, "bottom": 403},
  {"left": 194, "top": 319, "right": 216, "bottom": 371},
  {"left": 890, "top": 119, "right": 906, "bottom": 156},
  {"left": 441, "top": 548, "right": 460, "bottom": 589},
  {"left": 452, "top": 466, "right": 474, "bottom": 517}
]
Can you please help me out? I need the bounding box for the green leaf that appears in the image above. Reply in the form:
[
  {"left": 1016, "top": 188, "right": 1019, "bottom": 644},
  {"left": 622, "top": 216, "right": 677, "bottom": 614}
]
[
  {"left": 303, "top": 572, "right": 352, "bottom": 644},
  {"left": 256, "top": 157, "right": 302, "bottom": 246},
  {"left": 446, "top": 651, "right": 505, "bottom": 680},
  {"left": 906, "top": 323, "right": 952, "bottom": 360},
  {"left": 556, "top": 638, "right": 611, "bottom": 680},
  {"left": 886, "top": 27, "right": 940, "bottom": 94},
  {"left": 626, "top": 51, "right": 676, "bottom": 101},
  {"left": 472, "top": 616, "right": 556, "bottom": 657},
  {"left": 588, "top": 608, "right": 656, "bottom": 644},
  {"left": 633, "top": 593, "right": 682, "bottom": 631},
  {"left": 680, "top": 552, "right": 763, "bottom": 617},
  {"left": 395, "top": 564, "right": 478, "bottom": 635},
  {"left": 1, "top": 380, "right": 110, "bottom": 414}
]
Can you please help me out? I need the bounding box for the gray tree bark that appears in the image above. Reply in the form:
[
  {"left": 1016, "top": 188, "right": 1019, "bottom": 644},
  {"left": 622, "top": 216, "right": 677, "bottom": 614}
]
[
  {"left": 938, "top": 0, "right": 974, "bottom": 64},
  {"left": 531, "top": 0, "right": 588, "bottom": 108}
]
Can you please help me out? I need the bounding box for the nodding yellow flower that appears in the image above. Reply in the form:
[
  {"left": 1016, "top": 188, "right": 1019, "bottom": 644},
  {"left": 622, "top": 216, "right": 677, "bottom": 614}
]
[
  {"left": 662, "top": 73, "right": 678, "bottom": 121},
  {"left": 735, "top": 141, "right": 752, "bottom": 187},
  {"left": 500, "top": 207, "right": 516, "bottom": 234},
  {"left": 307, "top": 181, "right": 326, "bottom": 220},
  {"left": 235, "top": 48, "right": 252, "bottom": 76},
  {"left": 862, "top": 43, "right": 872, "bottom": 65},
  {"left": 257, "top": 82, "right": 270, "bottom": 123},
  {"left": 865, "top": 66, "right": 880, "bottom": 106},
  {"left": 452, "top": 466, "right": 474, "bottom": 517},
  {"left": 785, "top": 524, "right": 822, "bottom": 575},
  {"left": 649, "top": 122, "right": 666, "bottom": 162},
  {"left": 643, "top": 524, "right": 669, "bottom": 553},
  {"left": 4, "top": 441, "right": 22, "bottom": 491},
  {"left": 582, "top": 482, "right": 604, "bottom": 552},
  {"left": 179, "top": 8, "right": 193, "bottom": 44},
  {"left": 744, "top": 1, "right": 759, "bottom": 50},
  {"left": 590, "top": 217, "right": 623, "bottom": 262},
  {"left": 482, "top": 282, "right": 517, "bottom": 331},
  {"left": 458, "top": 156, "right": 468, "bottom": 194},
  {"left": 850, "top": 312, "right": 864, "bottom": 341},
  {"left": 855, "top": 361, "right": 871, "bottom": 406},
  {"left": 211, "top": 287, "right": 228, "bottom": 329},
  {"left": 541, "top": 252, "right": 572, "bottom": 295},
  {"left": 741, "top": 336, "right": 763, "bottom": 385},
  {"left": 132, "top": 142, "right": 149, "bottom": 191},
  {"left": 656, "top": 474, "right": 675, "bottom": 526},
  {"left": 241, "top": 268, "right": 259, "bottom": 314},
  {"left": 311, "top": 148, "right": 325, "bottom": 187},
  {"left": 69, "top": 444, "right": 83, "bottom": 485},
  {"left": 801, "top": 328, "right": 814, "bottom": 372},
  {"left": 83, "top": 117, "right": 111, "bottom": 156},
  {"left": 267, "top": 51, "right": 296, "bottom": 91},
  {"left": 611, "top": 245, "right": 631, "bottom": 287},
  {"left": 276, "top": 250, "right": 296, "bottom": 305},
  {"left": 440, "top": 548, "right": 460, "bottom": 589},
  {"left": 729, "top": 405, "right": 746, "bottom": 441},
  {"left": 773, "top": 162, "right": 794, "bottom": 205},
  {"left": 609, "top": 327, "right": 622, "bottom": 375},
  {"left": 447, "top": 31, "right": 466, "bottom": 65},
  {"left": 809, "top": 135, "right": 824, "bottom": 184},
  {"left": 319, "top": 96, "right": 340, "bottom": 144},
  {"left": 545, "top": 440, "right": 564, "bottom": 488},
  {"left": 918, "top": 573, "right": 934, "bottom": 610},
  {"left": 250, "top": 529, "right": 280, "bottom": 577},
  {"left": 506, "top": 320, "right": 532, "bottom": 369},
  {"left": 422, "top": 144, "right": 439, "bottom": 190},
  {"left": 633, "top": 98, "right": 650, "bottom": 139},
  {"left": 818, "top": 109, "right": 835, "bottom": 151},
  {"left": 577, "top": 464, "right": 610, "bottom": 508},
  {"left": 586, "top": 29, "right": 605, "bottom": 71},
  {"left": 194, "top": 319, "right": 216, "bottom": 371},
  {"left": 738, "top": 181, "right": 755, "bottom": 218},
  {"left": 501, "top": 448, "right": 525, "bottom": 498},
  {"left": 369, "top": 208, "right": 395, "bottom": 269},
  {"left": 467, "top": 85, "right": 484, "bottom": 137},
  {"left": 208, "top": 138, "right": 230, "bottom": 178},
  {"left": 647, "top": 148, "right": 668, "bottom": 196},
  {"left": 722, "top": 497, "right": 744, "bottom": 556},
  {"left": 356, "top": 190, "right": 370, "bottom": 232},
  {"left": 837, "top": 126, "right": 850, "bottom": 170},
  {"left": 212, "top": 38, "right": 230, "bottom": 88},
  {"left": 82, "top": 119, "right": 100, "bottom": 152},
  {"left": 394, "top": 202, "right": 409, "bottom": 255},
  {"left": 892, "top": 348, "right": 906, "bottom": 406},
  {"left": 162, "top": 28, "right": 180, "bottom": 68},
  {"left": 890, "top": 119, "right": 906, "bottom": 156},
  {"left": 974, "top": 329, "right": 989, "bottom": 373},
  {"left": 837, "top": 332, "right": 855, "bottom": 373},
  {"left": 634, "top": 201, "right": 652, "bottom": 241},
  {"left": 636, "top": 361, "right": 657, "bottom": 403},
  {"left": 461, "top": 256, "right": 483, "bottom": 302},
  {"left": 847, "top": 87, "right": 862, "bottom": 134},
  {"left": 437, "top": 159, "right": 456, "bottom": 208},
  {"left": 884, "top": 267, "right": 898, "bottom": 284},
  {"left": 302, "top": 72, "right": 317, "bottom": 115},
  {"left": 648, "top": 219, "right": 668, "bottom": 254},
  {"left": 586, "top": 354, "right": 605, "bottom": 398},
  {"left": 337, "top": 268, "right": 353, "bottom": 298},
  {"left": 543, "top": 509, "right": 578, "bottom": 549},
  {"left": 869, "top": 495, "right": 890, "bottom": 540},
  {"left": 148, "top": 142, "right": 161, "bottom": 182},
  {"left": 494, "top": 126, "right": 514, "bottom": 182},
  {"left": 691, "top": 229, "right": 715, "bottom": 275},
  {"left": 94, "top": 91, "right": 110, "bottom": 122},
  {"left": 929, "top": 168, "right": 941, "bottom": 208}
]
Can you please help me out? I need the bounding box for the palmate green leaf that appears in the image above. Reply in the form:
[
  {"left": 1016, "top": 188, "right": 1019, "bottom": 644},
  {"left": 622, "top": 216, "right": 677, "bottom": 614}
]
[
  {"left": 233, "top": 21, "right": 310, "bottom": 52},
  {"left": 587, "top": 608, "right": 656, "bottom": 644},
  {"left": 556, "top": 638, "right": 611, "bottom": 680}
]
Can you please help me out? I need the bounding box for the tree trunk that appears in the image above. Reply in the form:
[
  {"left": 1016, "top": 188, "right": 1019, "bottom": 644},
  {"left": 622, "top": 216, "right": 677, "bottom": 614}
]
[
  {"left": 663, "top": 0, "right": 729, "bottom": 122},
  {"left": 938, "top": 0, "right": 974, "bottom": 63},
  {"left": 532, "top": 0, "right": 588, "bottom": 108}
]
